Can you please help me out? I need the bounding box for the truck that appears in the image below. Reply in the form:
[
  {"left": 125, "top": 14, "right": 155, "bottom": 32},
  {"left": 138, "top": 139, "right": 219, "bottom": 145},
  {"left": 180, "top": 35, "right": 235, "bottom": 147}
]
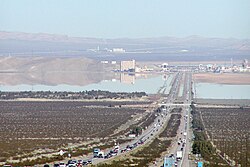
[{"left": 176, "top": 151, "right": 183, "bottom": 161}]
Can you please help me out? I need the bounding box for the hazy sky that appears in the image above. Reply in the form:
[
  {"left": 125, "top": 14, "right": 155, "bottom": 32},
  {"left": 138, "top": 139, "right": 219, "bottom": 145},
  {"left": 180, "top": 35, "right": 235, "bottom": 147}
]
[{"left": 1, "top": 0, "right": 250, "bottom": 38}]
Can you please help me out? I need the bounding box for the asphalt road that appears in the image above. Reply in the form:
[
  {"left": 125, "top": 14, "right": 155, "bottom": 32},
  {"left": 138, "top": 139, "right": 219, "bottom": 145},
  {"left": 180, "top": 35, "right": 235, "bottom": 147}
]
[{"left": 161, "top": 72, "right": 195, "bottom": 167}]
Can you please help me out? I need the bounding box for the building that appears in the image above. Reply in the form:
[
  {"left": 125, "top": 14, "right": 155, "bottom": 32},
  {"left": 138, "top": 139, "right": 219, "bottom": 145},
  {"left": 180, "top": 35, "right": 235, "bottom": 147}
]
[
  {"left": 161, "top": 63, "right": 168, "bottom": 71},
  {"left": 120, "top": 60, "right": 135, "bottom": 72},
  {"left": 112, "top": 48, "right": 125, "bottom": 53},
  {"left": 100, "top": 60, "right": 108, "bottom": 64}
]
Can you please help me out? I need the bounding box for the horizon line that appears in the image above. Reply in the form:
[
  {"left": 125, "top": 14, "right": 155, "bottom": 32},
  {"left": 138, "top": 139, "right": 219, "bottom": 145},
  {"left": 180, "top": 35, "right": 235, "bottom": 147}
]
[{"left": 0, "top": 30, "right": 248, "bottom": 40}]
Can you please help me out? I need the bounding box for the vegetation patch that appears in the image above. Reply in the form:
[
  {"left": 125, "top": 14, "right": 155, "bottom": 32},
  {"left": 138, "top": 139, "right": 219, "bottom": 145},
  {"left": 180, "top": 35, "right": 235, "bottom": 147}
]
[
  {"left": 0, "top": 100, "right": 145, "bottom": 164},
  {"left": 191, "top": 104, "right": 241, "bottom": 167},
  {"left": 159, "top": 113, "right": 181, "bottom": 138},
  {"left": 197, "top": 106, "right": 250, "bottom": 167}
]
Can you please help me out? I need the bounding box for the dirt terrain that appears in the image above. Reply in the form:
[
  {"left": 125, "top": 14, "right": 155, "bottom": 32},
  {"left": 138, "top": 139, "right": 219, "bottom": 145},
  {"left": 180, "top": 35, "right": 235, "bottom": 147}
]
[
  {"left": 195, "top": 98, "right": 250, "bottom": 107},
  {"left": 193, "top": 73, "right": 250, "bottom": 85}
]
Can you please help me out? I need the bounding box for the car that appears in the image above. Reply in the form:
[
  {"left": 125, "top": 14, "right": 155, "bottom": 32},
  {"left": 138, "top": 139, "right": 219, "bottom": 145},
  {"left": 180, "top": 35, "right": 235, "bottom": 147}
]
[
  {"left": 72, "top": 160, "right": 78, "bottom": 164},
  {"left": 138, "top": 140, "right": 144, "bottom": 145},
  {"left": 113, "top": 149, "right": 118, "bottom": 154},
  {"left": 133, "top": 143, "right": 138, "bottom": 147},
  {"left": 87, "top": 159, "right": 92, "bottom": 164},
  {"left": 82, "top": 161, "right": 88, "bottom": 165},
  {"left": 67, "top": 160, "right": 73, "bottom": 164},
  {"left": 121, "top": 149, "right": 127, "bottom": 153},
  {"left": 110, "top": 150, "right": 117, "bottom": 156},
  {"left": 169, "top": 153, "right": 174, "bottom": 158},
  {"left": 126, "top": 146, "right": 131, "bottom": 151},
  {"left": 67, "top": 164, "right": 76, "bottom": 167},
  {"left": 54, "top": 164, "right": 60, "bottom": 167},
  {"left": 59, "top": 162, "right": 66, "bottom": 167},
  {"left": 78, "top": 160, "right": 83, "bottom": 164},
  {"left": 67, "top": 160, "right": 77, "bottom": 167}
]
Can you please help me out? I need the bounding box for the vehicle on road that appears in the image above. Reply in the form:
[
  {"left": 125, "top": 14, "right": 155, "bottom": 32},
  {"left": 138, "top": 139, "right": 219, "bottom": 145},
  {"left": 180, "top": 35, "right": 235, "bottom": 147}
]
[
  {"left": 3, "top": 165, "right": 13, "bottom": 167},
  {"left": 59, "top": 162, "right": 66, "bottom": 167},
  {"left": 176, "top": 151, "right": 183, "bottom": 161},
  {"left": 53, "top": 164, "right": 60, "bottom": 167},
  {"left": 93, "top": 148, "right": 101, "bottom": 158}
]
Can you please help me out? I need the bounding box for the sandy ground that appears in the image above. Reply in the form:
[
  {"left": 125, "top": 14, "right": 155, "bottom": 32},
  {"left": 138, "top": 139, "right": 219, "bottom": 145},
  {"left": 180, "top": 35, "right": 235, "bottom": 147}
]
[
  {"left": 195, "top": 98, "right": 250, "bottom": 106},
  {"left": 193, "top": 73, "right": 250, "bottom": 85},
  {"left": 138, "top": 60, "right": 242, "bottom": 66}
]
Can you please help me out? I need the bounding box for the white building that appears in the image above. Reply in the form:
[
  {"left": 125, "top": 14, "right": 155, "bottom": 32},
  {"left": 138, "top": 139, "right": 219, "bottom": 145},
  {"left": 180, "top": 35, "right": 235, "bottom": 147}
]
[
  {"left": 112, "top": 48, "right": 125, "bottom": 53},
  {"left": 101, "top": 61, "right": 108, "bottom": 64},
  {"left": 120, "top": 60, "right": 135, "bottom": 72},
  {"left": 162, "top": 63, "right": 168, "bottom": 71}
]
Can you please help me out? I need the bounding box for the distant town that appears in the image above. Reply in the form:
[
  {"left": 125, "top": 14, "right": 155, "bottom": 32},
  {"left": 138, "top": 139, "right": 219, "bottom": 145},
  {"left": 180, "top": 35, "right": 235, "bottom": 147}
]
[{"left": 100, "top": 58, "right": 250, "bottom": 73}]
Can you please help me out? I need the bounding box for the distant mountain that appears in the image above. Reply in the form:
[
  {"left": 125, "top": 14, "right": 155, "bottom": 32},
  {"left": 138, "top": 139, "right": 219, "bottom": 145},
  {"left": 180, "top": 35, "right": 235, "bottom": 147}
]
[
  {"left": 0, "top": 31, "right": 100, "bottom": 43},
  {"left": 0, "top": 31, "right": 249, "bottom": 61}
]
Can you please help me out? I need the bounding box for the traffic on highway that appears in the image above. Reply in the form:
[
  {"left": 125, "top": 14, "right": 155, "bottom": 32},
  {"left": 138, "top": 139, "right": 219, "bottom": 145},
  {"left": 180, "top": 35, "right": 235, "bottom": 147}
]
[{"left": 34, "top": 72, "right": 195, "bottom": 167}]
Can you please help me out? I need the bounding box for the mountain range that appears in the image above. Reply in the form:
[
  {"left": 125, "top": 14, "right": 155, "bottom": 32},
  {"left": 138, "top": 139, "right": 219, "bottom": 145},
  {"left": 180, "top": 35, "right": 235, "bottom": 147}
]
[{"left": 0, "top": 31, "right": 249, "bottom": 61}]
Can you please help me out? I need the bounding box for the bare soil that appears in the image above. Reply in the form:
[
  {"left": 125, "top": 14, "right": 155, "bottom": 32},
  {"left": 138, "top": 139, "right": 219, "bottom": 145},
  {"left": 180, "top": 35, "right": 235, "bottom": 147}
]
[
  {"left": 193, "top": 73, "right": 250, "bottom": 85},
  {"left": 0, "top": 100, "right": 146, "bottom": 163}
]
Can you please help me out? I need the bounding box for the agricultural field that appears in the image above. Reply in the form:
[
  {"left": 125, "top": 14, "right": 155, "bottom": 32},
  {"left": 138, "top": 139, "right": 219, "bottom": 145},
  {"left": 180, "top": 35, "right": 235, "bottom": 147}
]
[
  {"left": 0, "top": 100, "right": 149, "bottom": 163},
  {"left": 198, "top": 107, "right": 250, "bottom": 167}
]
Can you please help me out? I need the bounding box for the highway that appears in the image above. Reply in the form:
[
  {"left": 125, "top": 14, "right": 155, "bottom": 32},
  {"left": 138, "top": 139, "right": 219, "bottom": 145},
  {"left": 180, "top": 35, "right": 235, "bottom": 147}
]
[
  {"left": 40, "top": 72, "right": 195, "bottom": 167},
  {"left": 162, "top": 72, "right": 194, "bottom": 167},
  {"left": 92, "top": 72, "right": 195, "bottom": 167},
  {"left": 91, "top": 72, "right": 185, "bottom": 166}
]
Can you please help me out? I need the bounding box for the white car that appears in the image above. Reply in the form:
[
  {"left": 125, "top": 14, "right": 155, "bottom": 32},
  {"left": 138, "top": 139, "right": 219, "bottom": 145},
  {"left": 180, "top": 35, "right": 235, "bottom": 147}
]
[{"left": 59, "top": 162, "right": 66, "bottom": 167}]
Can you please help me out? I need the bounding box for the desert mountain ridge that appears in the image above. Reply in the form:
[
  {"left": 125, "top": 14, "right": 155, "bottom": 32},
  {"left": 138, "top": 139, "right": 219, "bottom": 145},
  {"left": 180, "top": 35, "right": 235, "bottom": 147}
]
[{"left": 0, "top": 31, "right": 249, "bottom": 61}]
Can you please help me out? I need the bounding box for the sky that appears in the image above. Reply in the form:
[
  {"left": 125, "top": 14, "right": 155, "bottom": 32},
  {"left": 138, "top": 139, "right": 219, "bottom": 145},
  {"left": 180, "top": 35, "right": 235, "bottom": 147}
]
[{"left": 0, "top": 0, "right": 250, "bottom": 39}]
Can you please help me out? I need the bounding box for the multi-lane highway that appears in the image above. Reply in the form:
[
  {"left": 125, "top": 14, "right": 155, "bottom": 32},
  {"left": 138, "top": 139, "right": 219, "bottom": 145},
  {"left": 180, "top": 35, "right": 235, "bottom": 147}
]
[
  {"left": 92, "top": 72, "right": 188, "bottom": 166},
  {"left": 42, "top": 72, "right": 195, "bottom": 167},
  {"left": 161, "top": 72, "right": 194, "bottom": 167}
]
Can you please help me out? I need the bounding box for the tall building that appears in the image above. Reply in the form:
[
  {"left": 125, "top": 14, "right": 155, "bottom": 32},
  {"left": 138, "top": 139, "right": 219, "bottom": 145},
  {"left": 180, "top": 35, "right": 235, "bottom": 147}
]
[{"left": 120, "top": 60, "right": 135, "bottom": 72}]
